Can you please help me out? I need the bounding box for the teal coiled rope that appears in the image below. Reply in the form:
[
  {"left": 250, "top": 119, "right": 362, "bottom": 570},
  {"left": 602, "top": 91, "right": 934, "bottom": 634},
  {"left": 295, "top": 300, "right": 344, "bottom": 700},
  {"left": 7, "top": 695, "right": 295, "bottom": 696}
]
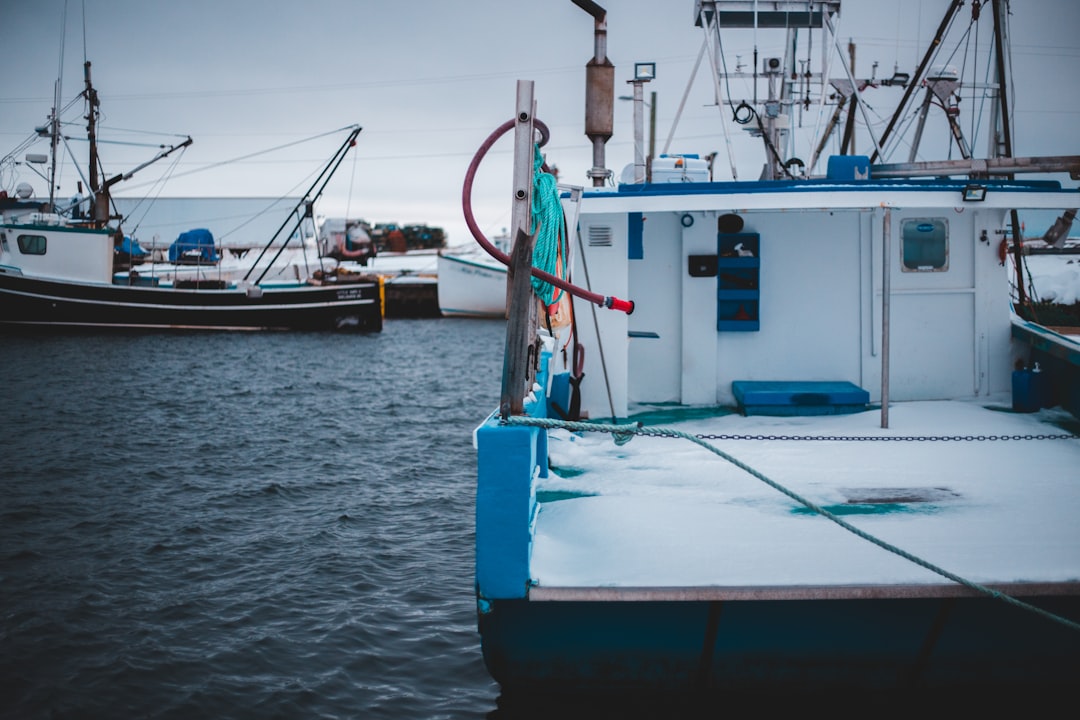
[
  {"left": 504, "top": 414, "right": 1080, "bottom": 634},
  {"left": 529, "top": 144, "right": 567, "bottom": 309}
]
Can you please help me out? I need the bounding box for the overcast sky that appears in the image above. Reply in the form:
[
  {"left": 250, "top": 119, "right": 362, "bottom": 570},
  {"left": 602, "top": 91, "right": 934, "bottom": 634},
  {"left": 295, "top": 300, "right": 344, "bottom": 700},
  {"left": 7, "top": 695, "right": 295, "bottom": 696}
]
[{"left": 2, "top": 0, "right": 1078, "bottom": 246}]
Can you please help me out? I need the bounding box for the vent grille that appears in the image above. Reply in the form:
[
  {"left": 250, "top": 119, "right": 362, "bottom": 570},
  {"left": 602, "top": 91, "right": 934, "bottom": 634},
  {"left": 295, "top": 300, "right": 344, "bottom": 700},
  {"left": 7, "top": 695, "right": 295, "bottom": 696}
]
[{"left": 587, "top": 225, "right": 613, "bottom": 247}]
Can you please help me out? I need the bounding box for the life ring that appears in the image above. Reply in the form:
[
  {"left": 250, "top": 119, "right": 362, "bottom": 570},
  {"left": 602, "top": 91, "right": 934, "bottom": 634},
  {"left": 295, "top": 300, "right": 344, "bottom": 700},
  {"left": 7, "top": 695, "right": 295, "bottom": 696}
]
[{"left": 998, "top": 238, "right": 1009, "bottom": 266}]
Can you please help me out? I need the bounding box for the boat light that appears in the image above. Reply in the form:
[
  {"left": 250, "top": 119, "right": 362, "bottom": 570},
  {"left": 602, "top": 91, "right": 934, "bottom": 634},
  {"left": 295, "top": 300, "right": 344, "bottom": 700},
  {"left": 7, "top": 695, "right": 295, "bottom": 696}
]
[
  {"left": 634, "top": 62, "right": 656, "bottom": 81},
  {"left": 962, "top": 184, "right": 987, "bottom": 202}
]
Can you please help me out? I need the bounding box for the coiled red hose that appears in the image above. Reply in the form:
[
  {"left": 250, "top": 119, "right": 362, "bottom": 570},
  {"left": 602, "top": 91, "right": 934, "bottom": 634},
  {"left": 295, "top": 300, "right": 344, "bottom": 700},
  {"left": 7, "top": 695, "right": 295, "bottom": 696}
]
[{"left": 460, "top": 119, "right": 634, "bottom": 314}]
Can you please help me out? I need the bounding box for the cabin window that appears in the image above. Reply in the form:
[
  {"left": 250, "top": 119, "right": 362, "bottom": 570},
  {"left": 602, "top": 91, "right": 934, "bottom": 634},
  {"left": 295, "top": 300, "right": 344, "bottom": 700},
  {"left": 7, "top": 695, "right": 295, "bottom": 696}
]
[
  {"left": 17, "top": 234, "right": 47, "bottom": 256},
  {"left": 901, "top": 218, "right": 948, "bottom": 271}
]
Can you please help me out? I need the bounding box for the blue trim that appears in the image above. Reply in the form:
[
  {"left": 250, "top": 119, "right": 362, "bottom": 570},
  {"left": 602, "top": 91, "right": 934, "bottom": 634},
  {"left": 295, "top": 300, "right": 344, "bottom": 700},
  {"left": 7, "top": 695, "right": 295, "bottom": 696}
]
[
  {"left": 475, "top": 417, "right": 540, "bottom": 599},
  {"left": 628, "top": 212, "right": 643, "bottom": 259},
  {"left": 475, "top": 347, "right": 554, "bottom": 600},
  {"left": 598, "top": 177, "right": 1071, "bottom": 199}
]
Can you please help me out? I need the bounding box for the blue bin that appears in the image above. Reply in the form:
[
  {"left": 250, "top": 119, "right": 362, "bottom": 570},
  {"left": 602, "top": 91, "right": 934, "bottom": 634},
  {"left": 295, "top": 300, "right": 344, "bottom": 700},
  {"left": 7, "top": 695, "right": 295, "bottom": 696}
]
[{"left": 1012, "top": 368, "right": 1039, "bottom": 413}]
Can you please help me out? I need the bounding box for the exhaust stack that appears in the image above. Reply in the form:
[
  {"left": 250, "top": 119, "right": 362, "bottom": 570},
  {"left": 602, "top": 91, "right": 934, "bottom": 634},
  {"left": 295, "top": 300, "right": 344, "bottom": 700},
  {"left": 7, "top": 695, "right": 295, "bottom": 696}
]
[{"left": 573, "top": 0, "right": 613, "bottom": 186}]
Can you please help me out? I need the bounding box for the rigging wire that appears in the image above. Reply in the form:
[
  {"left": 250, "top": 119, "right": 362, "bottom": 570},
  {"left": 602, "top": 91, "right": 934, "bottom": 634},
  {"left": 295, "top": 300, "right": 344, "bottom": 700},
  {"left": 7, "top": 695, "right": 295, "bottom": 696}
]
[
  {"left": 704, "top": 17, "right": 739, "bottom": 179},
  {"left": 345, "top": 142, "right": 358, "bottom": 223},
  {"left": 122, "top": 146, "right": 190, "bottom": 236},
  {"left": 122, "top": 127, "right": 358, "bottom": 189}
]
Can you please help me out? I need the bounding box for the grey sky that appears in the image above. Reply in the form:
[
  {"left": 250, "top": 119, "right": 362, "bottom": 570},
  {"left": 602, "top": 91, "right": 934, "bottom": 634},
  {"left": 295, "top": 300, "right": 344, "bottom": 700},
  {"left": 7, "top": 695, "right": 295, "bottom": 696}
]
[{"left": 2, "top": 0, "right": 1078, "bottom": 246}]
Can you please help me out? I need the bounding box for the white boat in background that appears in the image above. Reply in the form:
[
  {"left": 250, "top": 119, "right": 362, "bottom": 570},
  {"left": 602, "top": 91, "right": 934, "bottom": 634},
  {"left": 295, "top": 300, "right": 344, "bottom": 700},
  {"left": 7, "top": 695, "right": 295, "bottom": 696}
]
[{"left": 437, "top": 234, "right": 509, "bottom": 318}]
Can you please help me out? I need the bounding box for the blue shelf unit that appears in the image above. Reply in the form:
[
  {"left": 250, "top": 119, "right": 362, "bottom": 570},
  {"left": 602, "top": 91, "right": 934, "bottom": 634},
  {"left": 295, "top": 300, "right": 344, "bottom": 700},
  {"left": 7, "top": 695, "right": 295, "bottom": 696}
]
[{"left": 716, "top": 232, "right": 760, "bottom": 331}]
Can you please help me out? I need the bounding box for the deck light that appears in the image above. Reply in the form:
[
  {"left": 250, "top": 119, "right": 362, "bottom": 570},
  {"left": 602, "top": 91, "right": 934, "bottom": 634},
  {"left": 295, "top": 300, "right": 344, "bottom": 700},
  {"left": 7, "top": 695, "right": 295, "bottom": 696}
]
[
  {"left": 634, "top": 62, "right": 656, "bottom": 81},
  {"left": 963, "top": 184, "right": 987, "bottom": 202}
]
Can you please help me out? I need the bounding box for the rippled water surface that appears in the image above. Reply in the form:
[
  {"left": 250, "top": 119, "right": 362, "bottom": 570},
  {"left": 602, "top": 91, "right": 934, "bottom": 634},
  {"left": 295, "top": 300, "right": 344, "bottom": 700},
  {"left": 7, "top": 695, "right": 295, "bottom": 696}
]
[{"left": 0, "top": 319, "right": 505, "bottom": 719}]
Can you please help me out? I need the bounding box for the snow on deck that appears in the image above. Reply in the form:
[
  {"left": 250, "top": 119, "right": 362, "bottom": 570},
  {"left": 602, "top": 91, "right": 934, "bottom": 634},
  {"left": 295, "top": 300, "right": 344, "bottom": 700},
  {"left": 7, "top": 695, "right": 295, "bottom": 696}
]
[{"left": 531, "top": 398, "right": 1080, "bottom": 589}]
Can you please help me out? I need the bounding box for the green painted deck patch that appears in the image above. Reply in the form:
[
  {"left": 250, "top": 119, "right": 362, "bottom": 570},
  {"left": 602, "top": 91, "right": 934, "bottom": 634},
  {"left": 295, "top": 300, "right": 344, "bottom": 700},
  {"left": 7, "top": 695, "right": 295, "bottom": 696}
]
[
  {"left": 792, "top": 486, "right": 958, "bottom": 516},
  {"left": 536, "top": 490, "right": 596, "bottom": 503},
  {"left": 628, "top": 404, "right": 737, "bottom": 425},
  {"left": 792, "top": 503, "right": 935, "bottom": 517}
]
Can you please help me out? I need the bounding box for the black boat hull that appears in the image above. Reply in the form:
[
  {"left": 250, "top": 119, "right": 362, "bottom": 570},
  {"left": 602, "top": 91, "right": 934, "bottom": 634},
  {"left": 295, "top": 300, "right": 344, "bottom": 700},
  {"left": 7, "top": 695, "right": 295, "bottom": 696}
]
[{"left": 0, "top": 271, "right": 382, "bottom": 331}]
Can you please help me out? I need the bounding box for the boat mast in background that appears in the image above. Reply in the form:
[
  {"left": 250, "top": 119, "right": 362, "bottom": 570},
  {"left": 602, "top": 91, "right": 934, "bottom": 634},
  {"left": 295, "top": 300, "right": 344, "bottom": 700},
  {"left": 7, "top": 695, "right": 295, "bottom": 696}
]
[{"left": 78, "top": 61, "right": 193, "bottom": 231}]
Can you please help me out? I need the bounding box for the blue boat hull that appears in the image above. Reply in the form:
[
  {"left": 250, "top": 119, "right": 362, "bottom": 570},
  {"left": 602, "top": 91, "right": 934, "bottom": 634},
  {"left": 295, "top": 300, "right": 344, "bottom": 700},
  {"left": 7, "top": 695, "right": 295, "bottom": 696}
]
[{"left": 480, "top": 592, "right": 1080, "bottom": 695}]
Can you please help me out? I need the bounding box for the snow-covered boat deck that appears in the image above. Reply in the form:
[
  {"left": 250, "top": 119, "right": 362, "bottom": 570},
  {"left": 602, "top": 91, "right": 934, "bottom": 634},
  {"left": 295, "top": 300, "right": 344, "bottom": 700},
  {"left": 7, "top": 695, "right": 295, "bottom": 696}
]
[{"left": 531, "top": 398, "right": 1080, "bottom": 594}]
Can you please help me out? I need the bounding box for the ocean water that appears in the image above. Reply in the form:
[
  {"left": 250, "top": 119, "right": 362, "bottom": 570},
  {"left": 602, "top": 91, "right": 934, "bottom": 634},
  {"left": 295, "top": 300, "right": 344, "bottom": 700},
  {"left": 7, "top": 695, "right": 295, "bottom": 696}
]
[{"left": 0, "top": 319, "right": 505, "bottom": 719}]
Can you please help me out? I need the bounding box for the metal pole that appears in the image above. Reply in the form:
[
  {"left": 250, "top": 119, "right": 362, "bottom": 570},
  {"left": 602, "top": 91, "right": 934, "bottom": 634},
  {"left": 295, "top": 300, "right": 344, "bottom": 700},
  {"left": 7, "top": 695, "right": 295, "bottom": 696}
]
[
  {"left": 881, "top": 208, "right": 891, "bottom": 429},
  {"left": 501, "top": 80, "right": 538, "bottom": 418},
  {"left": 632, "top": 80, "right": 645, "bottom": 183},
  {"left": 648, "top": 90, "right": 656, "bottom": 182}
]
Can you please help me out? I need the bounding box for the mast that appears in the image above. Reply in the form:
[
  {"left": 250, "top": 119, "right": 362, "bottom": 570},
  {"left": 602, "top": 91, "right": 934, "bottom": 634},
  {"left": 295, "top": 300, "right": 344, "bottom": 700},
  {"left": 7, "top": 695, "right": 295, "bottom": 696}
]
[
  {"left": 80, "top": 61, "right": 192, "bottom": 231},
  {"left": 84, "top": 61, "right": 106, "bottom": 227},
  {"left": 47, "top": 1, "right": 69, "bottom": 212},
  {"left": 990, "top": 0, "right": 1027, "bottom": 307}
]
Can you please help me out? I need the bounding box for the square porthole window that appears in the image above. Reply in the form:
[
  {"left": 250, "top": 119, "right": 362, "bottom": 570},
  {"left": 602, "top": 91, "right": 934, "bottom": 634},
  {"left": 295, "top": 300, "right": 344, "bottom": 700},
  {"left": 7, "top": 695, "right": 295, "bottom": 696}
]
[
  {"left": 901, "top": 218, "right": 947, "bottom": 272},
  {"left": 17, "top": 234, "right": 47, "bottom": 255}
]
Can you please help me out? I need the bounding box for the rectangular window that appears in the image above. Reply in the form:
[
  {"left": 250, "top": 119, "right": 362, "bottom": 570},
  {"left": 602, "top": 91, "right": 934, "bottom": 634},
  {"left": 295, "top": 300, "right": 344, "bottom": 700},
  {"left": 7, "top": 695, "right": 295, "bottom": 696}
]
[
  {"left": 17, "top": 234, "right": 47, "bottom": 255},
  {"left": 901, "top": 218, "right": 947, "bottom": 271}
]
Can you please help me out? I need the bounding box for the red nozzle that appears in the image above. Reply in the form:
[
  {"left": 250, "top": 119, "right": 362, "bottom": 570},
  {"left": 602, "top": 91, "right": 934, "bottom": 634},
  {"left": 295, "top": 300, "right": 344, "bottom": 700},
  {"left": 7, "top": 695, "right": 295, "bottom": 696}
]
[{"left": 606, "top": 297, "right": 635, "bottom": 314}]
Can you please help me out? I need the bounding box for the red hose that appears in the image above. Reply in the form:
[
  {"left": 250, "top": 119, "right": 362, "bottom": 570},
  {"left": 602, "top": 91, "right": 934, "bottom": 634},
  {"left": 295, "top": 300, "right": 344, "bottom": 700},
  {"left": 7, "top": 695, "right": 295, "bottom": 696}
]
[{"left": 461, "top": 119, "right": 634, "bottom": 315}]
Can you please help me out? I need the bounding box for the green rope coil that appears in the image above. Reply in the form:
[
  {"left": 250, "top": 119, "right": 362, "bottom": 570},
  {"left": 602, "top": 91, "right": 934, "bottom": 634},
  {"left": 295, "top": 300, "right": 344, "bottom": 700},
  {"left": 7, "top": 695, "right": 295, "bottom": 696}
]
[
  {"left": 529, "top": 144, "right": 567, "bottom": 308},
  {"left": 503, "top": 414, "right": 1080, "bottom": 634}
]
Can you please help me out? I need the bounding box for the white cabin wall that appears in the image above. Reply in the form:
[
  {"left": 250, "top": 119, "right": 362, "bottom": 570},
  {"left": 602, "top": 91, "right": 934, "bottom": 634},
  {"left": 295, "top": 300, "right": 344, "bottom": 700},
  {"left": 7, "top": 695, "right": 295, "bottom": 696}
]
[
  {"left": 626, "top": 212, "right": 685, "bottom": 405},
  {"left": 680, "top": 213, "right": 721, "bottom": 405},
  {"left": 572, "top": 193, "right": 1022, "bottom": 415},
  {"left": 3, "top": 227, "right": 115, "bottom": 283},
  {"left": 713, "top": 210, "right": 864, "bottom": 404},
  {"left": 574, "top": 212, "right": 630, "bottom": 419}
]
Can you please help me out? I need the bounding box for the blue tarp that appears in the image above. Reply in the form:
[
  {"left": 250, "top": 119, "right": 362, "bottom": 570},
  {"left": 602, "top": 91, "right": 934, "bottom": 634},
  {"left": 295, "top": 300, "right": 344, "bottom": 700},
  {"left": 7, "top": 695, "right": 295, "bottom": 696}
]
[
  {"left": 118, "top": 235, "right": 148, "bottom": 257},
  {"left": 169, "top": 228, "right": 219, "bottom": 264}
]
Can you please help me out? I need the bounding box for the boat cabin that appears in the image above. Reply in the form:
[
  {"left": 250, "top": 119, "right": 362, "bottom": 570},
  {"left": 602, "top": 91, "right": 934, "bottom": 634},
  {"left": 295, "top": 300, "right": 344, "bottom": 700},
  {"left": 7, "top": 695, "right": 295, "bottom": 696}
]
[{"left": 568, "top": 170, "right": 1079, "bottom": 420}]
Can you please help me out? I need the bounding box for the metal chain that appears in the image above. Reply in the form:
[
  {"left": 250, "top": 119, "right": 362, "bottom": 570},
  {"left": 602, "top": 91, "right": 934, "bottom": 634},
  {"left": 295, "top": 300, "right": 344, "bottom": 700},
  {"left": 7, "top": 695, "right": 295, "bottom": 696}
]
[{"left": 679, "top": 432, "right": 1079, "bottom": 442}]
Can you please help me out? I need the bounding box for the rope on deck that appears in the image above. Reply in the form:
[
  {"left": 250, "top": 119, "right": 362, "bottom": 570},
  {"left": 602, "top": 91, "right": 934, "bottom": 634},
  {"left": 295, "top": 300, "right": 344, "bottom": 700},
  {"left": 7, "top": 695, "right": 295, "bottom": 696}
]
[
  {"left": 529, "top": 144, "right": 567, "bottom": 310},
  {"left": 503, "top": 415, "right": 1080, "bottom": 634}
]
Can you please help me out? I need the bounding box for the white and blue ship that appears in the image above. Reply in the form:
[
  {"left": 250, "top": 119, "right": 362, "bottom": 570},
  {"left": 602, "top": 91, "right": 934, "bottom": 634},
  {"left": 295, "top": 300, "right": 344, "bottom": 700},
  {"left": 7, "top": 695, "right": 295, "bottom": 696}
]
[{"left": 468, "top": 0, "right": 1080, "bottom": 697}]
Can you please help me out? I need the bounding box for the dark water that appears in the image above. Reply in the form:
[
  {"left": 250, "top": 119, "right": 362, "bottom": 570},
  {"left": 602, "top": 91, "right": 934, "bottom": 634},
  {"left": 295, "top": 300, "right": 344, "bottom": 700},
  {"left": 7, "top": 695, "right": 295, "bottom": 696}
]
[{"left": 0, "top": 319, "right": 505, "bottom": 719}]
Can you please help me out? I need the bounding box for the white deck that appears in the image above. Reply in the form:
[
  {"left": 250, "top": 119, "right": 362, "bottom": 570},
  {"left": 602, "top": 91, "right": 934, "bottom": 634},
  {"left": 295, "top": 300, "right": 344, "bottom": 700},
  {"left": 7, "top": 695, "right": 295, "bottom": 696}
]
[{"left": 531, "top": 398, "right": 1080, "bottom": 590}]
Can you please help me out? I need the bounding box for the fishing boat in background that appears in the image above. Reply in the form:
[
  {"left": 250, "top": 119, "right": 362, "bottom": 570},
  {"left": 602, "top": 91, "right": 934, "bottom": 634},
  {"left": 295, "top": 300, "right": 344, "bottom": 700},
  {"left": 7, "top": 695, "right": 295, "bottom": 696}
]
[
  {"left": 437, "top": 233, "right": 510, "bottom": 318},
  {"left": 0, "top": 62, "right": 382, "bottom": 332},
  {"left": 469, "top": 0, "right": 1080, "bottom": 700}
]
